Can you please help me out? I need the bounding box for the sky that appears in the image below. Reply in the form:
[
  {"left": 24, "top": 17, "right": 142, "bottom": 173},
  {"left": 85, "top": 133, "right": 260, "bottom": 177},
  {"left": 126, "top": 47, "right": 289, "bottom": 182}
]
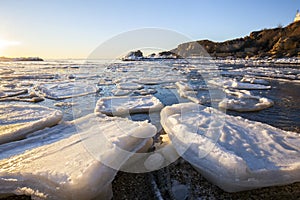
[{"left": 0, "top": 0, "right": 299, "bottom": 59}]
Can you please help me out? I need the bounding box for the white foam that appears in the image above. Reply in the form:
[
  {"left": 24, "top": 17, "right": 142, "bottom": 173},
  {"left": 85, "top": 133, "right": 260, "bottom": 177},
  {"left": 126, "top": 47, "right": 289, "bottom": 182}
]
[
  {"left": 0, "top": 104, "right": 62, "bottom": 144},
  {"left": 0, "top": 114, "right": 156, "bottom": 199},
  {"left": 161, "top": 103, "right": 300, "bottom": 192},
  {"left": 95, "top": 95, "right": 164, "bottom": 116}
]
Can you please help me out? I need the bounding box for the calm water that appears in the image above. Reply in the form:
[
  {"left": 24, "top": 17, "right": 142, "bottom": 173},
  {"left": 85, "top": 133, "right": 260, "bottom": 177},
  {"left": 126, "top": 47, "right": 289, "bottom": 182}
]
[{"left": 227, "top": 80, "right": 300, "bottom": 132}]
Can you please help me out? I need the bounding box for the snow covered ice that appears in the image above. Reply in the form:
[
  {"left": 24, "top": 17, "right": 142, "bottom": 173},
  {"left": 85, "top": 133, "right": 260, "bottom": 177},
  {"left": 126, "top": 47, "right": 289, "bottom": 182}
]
[
  {"left": 37, "top": 82, "right": 98, "bottom": 100},
  {"left": 209, "top": 79, "right": 271, "bottom": 90},
  {"left": 0, "top": 88, "right": 28, "bottom": 98},
  {"left": 116, "top": 82, "right": 144, "bottom": 90},
  {"left": 95, "top": 95, "right": 164, "bottom": 116},
  {"left": 240, "top": 77, "right": 269, "bottom": 85},
  {"left": 0, "top": 113, "right": 156, "bottom": 199},
  {"left": 160, "top": 103, "right": 300, "bottom": 192},
  {"left": 0, "top": 104, "right": 63, "bottom": 144},
  {"left": 0, "top": 58, "right": 300, "bottom": 198},
  {"left": 219, "top": 89, "right": 274, "bottom": 112}
]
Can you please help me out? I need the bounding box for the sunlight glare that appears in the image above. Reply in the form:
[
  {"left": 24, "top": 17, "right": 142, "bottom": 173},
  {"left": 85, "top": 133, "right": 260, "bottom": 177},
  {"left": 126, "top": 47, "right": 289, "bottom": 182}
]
[{"left": 0, "top": 39, "right": 20, "bottom": 55}]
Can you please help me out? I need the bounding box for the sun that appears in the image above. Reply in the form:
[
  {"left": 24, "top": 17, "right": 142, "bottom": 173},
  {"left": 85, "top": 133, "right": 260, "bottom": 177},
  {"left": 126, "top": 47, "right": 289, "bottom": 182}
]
[{"left": 0, "top": 39, "right": 20, "bottom": 55}]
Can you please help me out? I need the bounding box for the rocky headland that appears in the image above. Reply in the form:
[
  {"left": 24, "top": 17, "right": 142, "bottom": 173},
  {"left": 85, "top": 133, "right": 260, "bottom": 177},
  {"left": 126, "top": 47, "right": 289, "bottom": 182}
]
[{"left": 172, "top": 21, "right": 300, "bottom": 58}]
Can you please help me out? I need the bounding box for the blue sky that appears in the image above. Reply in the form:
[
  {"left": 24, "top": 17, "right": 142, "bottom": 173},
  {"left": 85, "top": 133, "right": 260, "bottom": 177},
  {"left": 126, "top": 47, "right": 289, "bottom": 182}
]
[{"left": 0, "top": 0, "right": 299, "bottom": 59}]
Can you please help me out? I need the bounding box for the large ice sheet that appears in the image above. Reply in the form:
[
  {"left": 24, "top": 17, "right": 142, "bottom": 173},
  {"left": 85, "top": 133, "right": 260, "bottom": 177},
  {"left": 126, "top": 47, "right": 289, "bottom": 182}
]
[
  {"left": 161, "top": 103, "right": 300, "bottom": 192},
  {"left": 0, "top": 114, "right": 156, "bottom": 199},
  {"left": 37, "top": 82, "right": 98, "bottom": 100},
  {"left": 0, "top": 104, "right": 62, "bottom": 144},
  {"left": 95, "top": 95, "right": 164, "bottom": 116}
]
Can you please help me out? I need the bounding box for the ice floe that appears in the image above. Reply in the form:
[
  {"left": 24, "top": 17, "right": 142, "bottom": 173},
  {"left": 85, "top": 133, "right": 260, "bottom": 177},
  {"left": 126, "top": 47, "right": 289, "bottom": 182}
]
[
  {"left": 111, "top": 89, "right": 133, "bottom": 96},
  {"left": 54, "top": 102, "right": 77, "bottom": 107},
  {"left": 95, "top": 95, "right": 164, "bottom": 116},
  {"left": 0, "top": 114, "right": 156, "bottom": 199},
  {"left": 134, "top": 76, "right": 186, "bottom": 86},
  {"left": 37, "top": 82, "right": 98, "bottom": 100},
  {"left": 175, "top": 81, "right": 206, "bottom": 91},
  {"left": 0, "top": 68, "right": 14, "bottom": 75},
  {"left": 208, "top": 78, "right": 271, "bottom": 90},
  {"left": 0, "top": 92, "right": 44, "bottom": 103},
  {"left": 223, "top": 80, "right": 271, "bottom": 90},
  {"left": 116, "top": 82, "right": 144, "bottom": 90},
  {"left": 0, "top": 88, "right": 28, "bottom": 98},
  {"left": 240, "top": 77, "right": 269, "bottom": 85},
  {"left": 134, "top": 78, "right": 167, "bottom": 85},
  {"left": 224, "top": 66, "right": 300, "bottom": 82},
  {"left": 219, "top": 89, "right": 274, "bottom": 112},
  {"left": 175, "top": 81, "right": 216, "bottom": 104},
  {"left": 0, "top": 104, "right": 62, "bottom": 144},
  {"left": 219, "top": 97, "right": 273, "bottom": 112},
  {"left": 0, "top": 74, "right": 56, "bottom": 80},
  {"left": 134, "top": 88, "right": 157, "bottom": 95},
  {"left": 161, "top": 103, "right": 300, "bottom": 192}
]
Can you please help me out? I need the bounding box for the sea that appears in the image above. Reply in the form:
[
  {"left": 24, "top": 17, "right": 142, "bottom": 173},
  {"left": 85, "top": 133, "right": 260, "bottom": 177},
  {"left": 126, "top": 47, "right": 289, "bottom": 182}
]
[{"left": 0, "top": 58, "right": 299, "bottom": 133}]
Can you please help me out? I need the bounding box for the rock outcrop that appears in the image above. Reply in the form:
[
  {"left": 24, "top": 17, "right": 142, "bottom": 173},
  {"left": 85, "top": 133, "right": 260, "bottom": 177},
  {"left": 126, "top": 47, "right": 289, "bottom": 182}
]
[
  {"left": 171, "top": 21, "right": 300, "bottom": 58},
  {"left": 122, "top": 50, "right": 143, "bottom": 61}
]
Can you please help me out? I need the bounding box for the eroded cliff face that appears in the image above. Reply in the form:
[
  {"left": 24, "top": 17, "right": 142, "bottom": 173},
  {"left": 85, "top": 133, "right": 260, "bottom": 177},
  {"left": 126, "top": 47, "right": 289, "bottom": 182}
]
[{"left": 172, "top": 21, "right": 300, "bottom": 58}]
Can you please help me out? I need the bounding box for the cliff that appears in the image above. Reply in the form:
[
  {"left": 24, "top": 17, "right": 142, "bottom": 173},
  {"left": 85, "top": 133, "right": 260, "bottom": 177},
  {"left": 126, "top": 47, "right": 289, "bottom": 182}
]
[{"left": 172, "top": 21, "right": 300, "bottom": 58}]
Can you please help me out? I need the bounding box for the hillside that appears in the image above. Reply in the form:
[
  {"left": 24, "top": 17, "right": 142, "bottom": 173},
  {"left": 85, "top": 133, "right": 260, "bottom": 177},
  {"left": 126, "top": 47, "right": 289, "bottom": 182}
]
[{"left": 172, "top": 21, "right": 300, "bottom": 58}]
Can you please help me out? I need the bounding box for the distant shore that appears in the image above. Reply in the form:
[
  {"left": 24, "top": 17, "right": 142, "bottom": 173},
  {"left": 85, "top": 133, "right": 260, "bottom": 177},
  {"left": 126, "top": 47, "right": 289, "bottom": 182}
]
[{"left": 0, "top": 57, "right": 43, "bottom": 62}]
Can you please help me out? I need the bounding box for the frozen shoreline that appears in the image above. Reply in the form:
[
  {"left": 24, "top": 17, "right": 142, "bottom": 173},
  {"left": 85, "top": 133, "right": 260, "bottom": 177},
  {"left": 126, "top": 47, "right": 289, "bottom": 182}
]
[{"left": 0, "top": 59, "right": 299, "bottom": 199}]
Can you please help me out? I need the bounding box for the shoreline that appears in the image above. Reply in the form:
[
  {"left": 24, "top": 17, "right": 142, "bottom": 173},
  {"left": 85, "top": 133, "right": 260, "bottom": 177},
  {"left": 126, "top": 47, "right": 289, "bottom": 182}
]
[{"left": 122, "top": 56, "right": 300, "bottom": 67}]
